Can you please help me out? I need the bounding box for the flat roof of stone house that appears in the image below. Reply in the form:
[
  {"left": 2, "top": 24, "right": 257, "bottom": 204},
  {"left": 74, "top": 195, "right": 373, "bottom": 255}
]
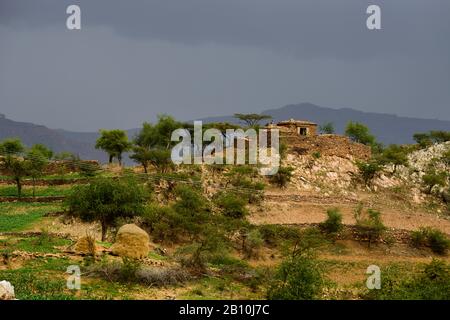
[{"left": 276, "top": 119, "right": 317, "bottom": 126}]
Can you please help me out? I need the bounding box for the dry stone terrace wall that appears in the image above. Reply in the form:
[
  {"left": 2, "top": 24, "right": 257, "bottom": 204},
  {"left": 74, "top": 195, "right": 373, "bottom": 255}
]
[
  {"left": 43, "top": 160, "right": 101, "bottom": 174},
  {"left": 283, "top": 134, "right": 371, "bottom": 160},
  {"left": 0, "top": 159, "right": 100, "bottom": 176}
]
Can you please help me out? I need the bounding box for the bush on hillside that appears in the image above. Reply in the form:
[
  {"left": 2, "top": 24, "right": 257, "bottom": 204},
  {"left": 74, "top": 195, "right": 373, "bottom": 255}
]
[
  {"left": 411, "top": 227, "right": 450, "bottom": 255},
  {"left": 320, "top": 208, "right": 344, "bottom": 235},
  {"left": 214, "top": 192, "right": 248, "bottom": 219},
  {"left": 354, "top": 206, "right": 386, "bottom": 247},
  {"left": 267, "top": 254, "right": 324, "bottom": 300},
  {"left": 269, "top": 166, "right": 294, "bottom": 188}
]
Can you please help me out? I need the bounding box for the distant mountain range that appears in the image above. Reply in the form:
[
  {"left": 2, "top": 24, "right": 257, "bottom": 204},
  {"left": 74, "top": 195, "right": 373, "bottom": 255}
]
[
  {"left": 1, "top": 103, "right": 449, "bottom": 162},
  {"left": 200, "top": 103, "right": 450, "bottom": 145}
]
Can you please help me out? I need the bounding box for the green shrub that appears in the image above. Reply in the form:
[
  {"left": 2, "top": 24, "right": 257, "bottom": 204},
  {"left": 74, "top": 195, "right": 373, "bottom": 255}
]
[
  {"left": 414, "top": 131, "right": 450, "bottom": 148},
  {"left": 119, "top": 257, "right": 141, "bottom": 282},
  {"left": 78, "top": 161, "right": 100, "bottom": 177},
  {"left": 354, "top": 206, "right": 386, "bottom": 247},
  {"left": 320, "top": 208, "right": 343, "bottom": 234},
  {"left": 377, "top": 144, "right": 409, "bottom": 173},
  {"left": 422, "top": 170, "right": 447, "bottom": 194},
  {"left": 226, "top": 166, "right": 265, "bottom": 203},
  {"left": 441, "top": 149, "right": 450, "bottom": 166},
  {"left": 230, "top": 177, "right": 265, "bottom": 204},
  {"left": 319, "top": 122, "right": 335, "bottom": 134},
  {"left": 267, "top": 255, "right": 323, "bottom": 300},
  {"left": 367, "top": 259, "right": 450, "bottom": 300},
  {"left": 356, "top": 160, "right": 382, "bottom": 187},
  {"left": 411, "top": 227, "right": 450, "bottom": 255},
  {"left": 142, "top": 204, "right": 182, "bottom": 242},
  {"left": 345, "top": 122, "right": 377, "bottom": 149},
  {"left": 241, "top": 229, "right": 264, "bottom": 259},
  {"left": 258, "top": 225, "right": 301, "bottom": 246},
  {"left": 215, "top": 192, "right": 248, "bottom": 219},
  {"left": 269, "top": 166, "right": 294, "bottom": 188},
  {"left": 176, "top": 227, "right": 229, "bottom": 270}
]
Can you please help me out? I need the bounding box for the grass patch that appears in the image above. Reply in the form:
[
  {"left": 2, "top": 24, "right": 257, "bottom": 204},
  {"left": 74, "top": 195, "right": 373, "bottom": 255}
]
[
  {"left": 16, "top": 236, "right": 72, "bottom": 254},
  {"left": 182, "top": 276, "right": 259, "bottom": 300},
  {"left": 148, "top": 251, "right": 168, "bottom": 261},
  {"left": 0, "top": 203, "right": 62, "bottom": 232},
  {"left": 0, "top": 234, "right": 71, "bottom": 254},
  {"left": 0, "top": 185, "right": 72, "bottom": 197}
]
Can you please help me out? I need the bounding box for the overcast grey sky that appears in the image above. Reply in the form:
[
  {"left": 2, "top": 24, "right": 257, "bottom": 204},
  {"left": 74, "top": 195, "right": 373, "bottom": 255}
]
[{"left": 1, "top": 0, "right": 449, "bottom": 131}]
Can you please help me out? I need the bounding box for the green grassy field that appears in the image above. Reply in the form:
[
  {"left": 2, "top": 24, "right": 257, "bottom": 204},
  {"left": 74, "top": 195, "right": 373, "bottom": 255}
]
[
  {"left": 0, "top": 185, "right": 72, "bottom": 198},
  {"left": 0, "top": 203, "right": 62, "bottom": 232}
]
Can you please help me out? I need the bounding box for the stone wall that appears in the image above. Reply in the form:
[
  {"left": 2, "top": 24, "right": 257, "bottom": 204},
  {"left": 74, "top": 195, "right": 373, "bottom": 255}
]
[
  {"left": 283, "top": 134, "right": 371, "bottom": 160},
  {"left": 43, "top": 160, "right": 101, "bottom": 174},
  {"left": 0, "top": 159, "right": 101, "bottom": 175}
]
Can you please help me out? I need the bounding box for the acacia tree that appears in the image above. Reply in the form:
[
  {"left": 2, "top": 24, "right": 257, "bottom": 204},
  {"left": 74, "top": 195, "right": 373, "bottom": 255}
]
[
  {"left": 25, "top": 148, "right": 49, "bottom": 197},
  {"left": 0, "top": 139, "right": 28, "bottom": 197},
  {"left": 30, "top": 144, "right": 53, "bottom": 160},
  {"left": 95, "top": 129, "right": 131, "bottom": 165},
  {"left": 67, "top": 177, "right": 146, "bottom": 241},
  {"left": 131, "top": 115, "right": 187, "bottom": 173},
  {"left": 345, "top": 122, "right": 383, "bottom": 153},
  {"left": 414, "top": 131, "right": 450, "bottom": 148},
  {"left": 233, "top": 113, "right": 272, "bottom": 127},
  {"left": 378, "top": 144, "right": 409, "bottom": 173},
  {"left": 319, "top": 122, "right": 335, "bottom": 134},
  {"left": 345, "top": 122, "right": 376, "bottom": 146},
  {"left": 356, "top": 160, "right": 382, "bottom": 187}
]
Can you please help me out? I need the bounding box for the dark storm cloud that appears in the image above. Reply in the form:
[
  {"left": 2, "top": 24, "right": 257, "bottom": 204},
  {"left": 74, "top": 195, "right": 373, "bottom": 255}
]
[
  {"left": 2, "top": 0, "right": 450, "bottom": 60},
  {"left": 0, "top": 0, "right": 449, "bottom": 131}
]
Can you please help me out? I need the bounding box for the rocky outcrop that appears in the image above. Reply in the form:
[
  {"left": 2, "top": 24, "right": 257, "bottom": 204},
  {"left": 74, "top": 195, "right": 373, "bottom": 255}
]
[
  {"left": 395, "top": 142, "right": 450, "bottom": 190},
  {"left": 285, "top": 134, "right": 371, "bottom": 160},
  {"left": 284, "top": 154, "right": 359, "bottom": 192}
]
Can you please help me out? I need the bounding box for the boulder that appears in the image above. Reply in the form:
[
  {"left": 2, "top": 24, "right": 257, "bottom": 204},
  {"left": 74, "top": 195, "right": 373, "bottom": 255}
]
[
  {"left": 0, "top": 281, "right": 15, "bottom": 300},
  {"left": 110, "top": 224, "right": 150, "bottom": 259},
  {"left": 74, "top": 236, "right": 97, "bottom": 255}
]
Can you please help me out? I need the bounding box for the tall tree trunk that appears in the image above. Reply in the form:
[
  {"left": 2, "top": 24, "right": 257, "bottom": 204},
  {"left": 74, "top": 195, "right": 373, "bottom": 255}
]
[
  {"left": 109, "top": 154, "right": 113, "bottom": 164},
  {"left": 101, "top": 222, "right": 108, "bottom": 242},
  {"left": 118, "top": 154, "right": 122, "bottom": 166},
  {"left": 33, "top": 178, "right": 36, "bottom": 198},
  {"left": 16, "top": 178, "right": 22, "bottom": 198}
]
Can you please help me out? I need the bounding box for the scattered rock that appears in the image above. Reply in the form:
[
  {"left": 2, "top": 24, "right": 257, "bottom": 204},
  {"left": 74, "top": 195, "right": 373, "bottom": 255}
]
[
  {"left": 0, "top": 281, "right": 15, "bottom": 300},
  {"left": 111, "top": 224, "right": 151, "bottom": 259}
]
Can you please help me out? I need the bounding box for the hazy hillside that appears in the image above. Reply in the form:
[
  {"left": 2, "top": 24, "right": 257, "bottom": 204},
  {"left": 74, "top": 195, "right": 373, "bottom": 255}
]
[
  {"left": 0, "top": 113, "right": 106, "bottom": 161},
  {"left": 200, "top": 103, "right": 450, "bottom": 144},
  {"left": 1, "top": 103, "right": 450, "bottom": 162}
]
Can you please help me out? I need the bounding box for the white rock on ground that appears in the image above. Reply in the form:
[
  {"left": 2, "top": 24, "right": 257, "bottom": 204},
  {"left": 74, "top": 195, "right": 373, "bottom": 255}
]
[{"left": 0, "top": 281, "right": 15, "bottom": 300}]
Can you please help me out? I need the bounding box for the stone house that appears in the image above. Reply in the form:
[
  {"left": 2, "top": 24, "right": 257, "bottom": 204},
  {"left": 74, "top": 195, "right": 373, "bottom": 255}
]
[
  {"left": 266, "top": 119, "right": 371, "bottom": 160},
  {"left": 267, "top": 119, "right": 318, "bottom": 137}
]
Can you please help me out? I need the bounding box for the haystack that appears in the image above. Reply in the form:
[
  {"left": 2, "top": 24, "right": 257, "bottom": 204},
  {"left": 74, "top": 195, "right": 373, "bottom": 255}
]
[
  {"left": 110, "top": 224, "right": 150, "bottom": 259},
  {"left": 74, "top": 236, "right": 97, "bottom": 255}
]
